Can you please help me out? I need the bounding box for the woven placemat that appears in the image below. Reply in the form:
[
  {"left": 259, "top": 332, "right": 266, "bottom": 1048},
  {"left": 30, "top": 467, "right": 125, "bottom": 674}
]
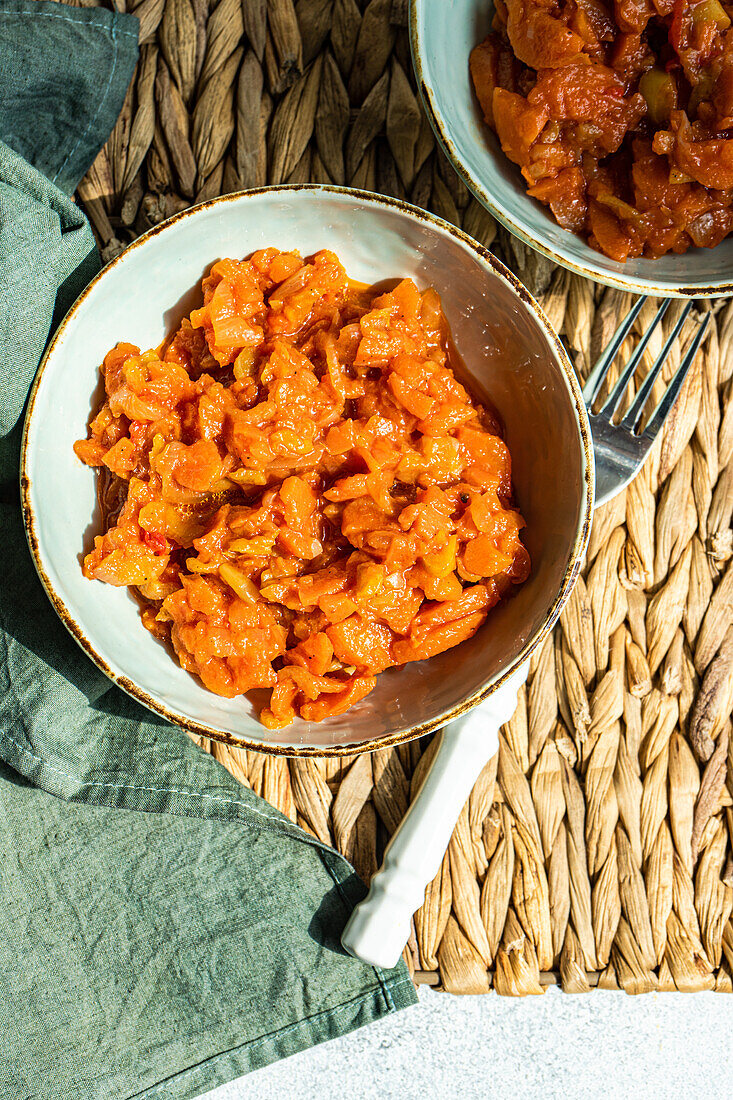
[{"left": 60, "top": 0, "right": 733, "bottom": 995}]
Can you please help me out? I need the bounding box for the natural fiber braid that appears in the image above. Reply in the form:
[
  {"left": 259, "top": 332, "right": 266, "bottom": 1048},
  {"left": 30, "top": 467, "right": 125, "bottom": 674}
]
[{"left": 55, "top": 0, "right": 733, "bottom": 993}]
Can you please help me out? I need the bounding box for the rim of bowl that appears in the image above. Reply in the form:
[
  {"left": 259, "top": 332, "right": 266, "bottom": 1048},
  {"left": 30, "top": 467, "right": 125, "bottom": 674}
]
[
  {"left": 409, "top": 0, "right": 733, "bottom": 299},
  {"left": 21, "top": 183, "right": 594, "bottom": 757}
]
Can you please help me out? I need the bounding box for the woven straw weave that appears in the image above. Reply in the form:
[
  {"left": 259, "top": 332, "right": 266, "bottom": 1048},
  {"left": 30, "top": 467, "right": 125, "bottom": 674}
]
[{"left": 59, "top": 0, "right": 733, "bottom": 995}]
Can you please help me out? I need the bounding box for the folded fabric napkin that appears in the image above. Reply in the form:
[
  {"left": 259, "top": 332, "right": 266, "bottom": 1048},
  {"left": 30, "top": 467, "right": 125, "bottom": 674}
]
[{"left": 0, "top": 4, "right": 416, "bottom": 1097}]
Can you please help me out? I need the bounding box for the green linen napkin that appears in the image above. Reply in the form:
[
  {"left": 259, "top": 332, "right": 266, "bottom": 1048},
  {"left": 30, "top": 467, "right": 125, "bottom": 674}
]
[{"left": 0, "top": 5, "right": 416, "bottom": 1098}]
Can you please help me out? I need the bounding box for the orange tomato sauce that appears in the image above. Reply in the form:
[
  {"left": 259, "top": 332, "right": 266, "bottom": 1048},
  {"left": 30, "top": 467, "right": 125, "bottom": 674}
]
[
  {"left": 471, "top": 0, "right": 733, "bottom": 260},
  {"left": 74, "top": 248, "right": 529, "bottom": 727}
]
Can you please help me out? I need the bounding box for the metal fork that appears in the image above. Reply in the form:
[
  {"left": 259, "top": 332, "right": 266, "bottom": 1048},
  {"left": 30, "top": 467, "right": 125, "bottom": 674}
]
[
  {"left": 584, "top": 297, "right": 710, "bottom": 507},
  {"left": 342, "top": 292, "right": 712, "bottom": 972}
]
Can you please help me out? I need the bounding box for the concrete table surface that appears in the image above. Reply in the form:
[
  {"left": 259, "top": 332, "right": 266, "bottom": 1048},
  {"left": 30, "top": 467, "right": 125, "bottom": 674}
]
[{"left": 200, "top": 985, "right": 733, "bottom": 1100}]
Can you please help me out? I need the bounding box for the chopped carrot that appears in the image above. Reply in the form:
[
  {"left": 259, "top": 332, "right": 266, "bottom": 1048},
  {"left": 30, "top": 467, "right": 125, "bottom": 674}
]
[
  {"left": 300, "top": 674, "right": 376, "bottom": 722},
  {"left": 327, "top": 616, "right": 395, "bottom": 673},
  {"left": 287, "top": 632, "right": 334, "bottom": 676},
  {"left": 393, "top": 612, "right": 488, "bottom": 664}
]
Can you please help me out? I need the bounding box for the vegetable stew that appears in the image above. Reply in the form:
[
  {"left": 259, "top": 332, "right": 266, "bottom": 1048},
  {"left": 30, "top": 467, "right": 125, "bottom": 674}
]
[
  {"left": 471, "top": 0, "right": 733, "bottom": 260},
  {"left": 75, "top": 249, "right": 529, "bottom": 726}
]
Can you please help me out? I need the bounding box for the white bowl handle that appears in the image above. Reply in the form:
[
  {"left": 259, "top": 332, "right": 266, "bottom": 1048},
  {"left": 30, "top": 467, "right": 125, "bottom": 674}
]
[{"left": 341, "top": 662, "right": 530, "bottom": 970}]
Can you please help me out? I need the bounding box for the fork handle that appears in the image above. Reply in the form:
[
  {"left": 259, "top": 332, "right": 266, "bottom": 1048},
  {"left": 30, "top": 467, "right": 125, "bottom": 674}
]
[{"left": 340, "top": 663, "right": 529, "bottom": 970}]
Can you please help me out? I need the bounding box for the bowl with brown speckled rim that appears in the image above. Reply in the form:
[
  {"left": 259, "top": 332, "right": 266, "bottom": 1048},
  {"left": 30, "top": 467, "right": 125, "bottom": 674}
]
[
  {"left": 410, "top": 0, "right": 733, "bottom": 298},
  {"left": 21, "top": 185, "right": 593, "bottom": 756}
]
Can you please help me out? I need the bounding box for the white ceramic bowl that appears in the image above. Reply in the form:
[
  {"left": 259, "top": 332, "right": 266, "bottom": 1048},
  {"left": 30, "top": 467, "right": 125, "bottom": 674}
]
[
  {"left": 22, "top": 186, "right": 592, "bottom": 755},
  {"left": 411, "top": 0, "right": 733, "bottom": 297}
]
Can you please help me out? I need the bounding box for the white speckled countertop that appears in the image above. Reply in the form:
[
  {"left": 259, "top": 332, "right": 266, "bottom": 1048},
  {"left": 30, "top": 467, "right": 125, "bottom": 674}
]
[{"left": 200, "top": 985, "right": 733, "bottom": 1099}]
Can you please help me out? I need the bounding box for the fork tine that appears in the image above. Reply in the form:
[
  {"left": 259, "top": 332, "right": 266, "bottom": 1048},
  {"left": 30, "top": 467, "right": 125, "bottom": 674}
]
[
  {"left": 641, "top": 311, "right": 710, "bottom": 441},
  {"left": 619, "top": 300, "right": 694, "bottom": 432},
  {"left": 598, "top": 298, "right": 672, "bottom": 417},
  {"left": 582, "top": 295, "right": 646, "bottom": 406}
]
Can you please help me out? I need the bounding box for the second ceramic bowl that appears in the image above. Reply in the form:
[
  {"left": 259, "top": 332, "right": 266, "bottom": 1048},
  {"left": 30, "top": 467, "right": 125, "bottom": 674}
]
[{"left": 411, "top": 0, "right": 733, "bottom": 297}]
